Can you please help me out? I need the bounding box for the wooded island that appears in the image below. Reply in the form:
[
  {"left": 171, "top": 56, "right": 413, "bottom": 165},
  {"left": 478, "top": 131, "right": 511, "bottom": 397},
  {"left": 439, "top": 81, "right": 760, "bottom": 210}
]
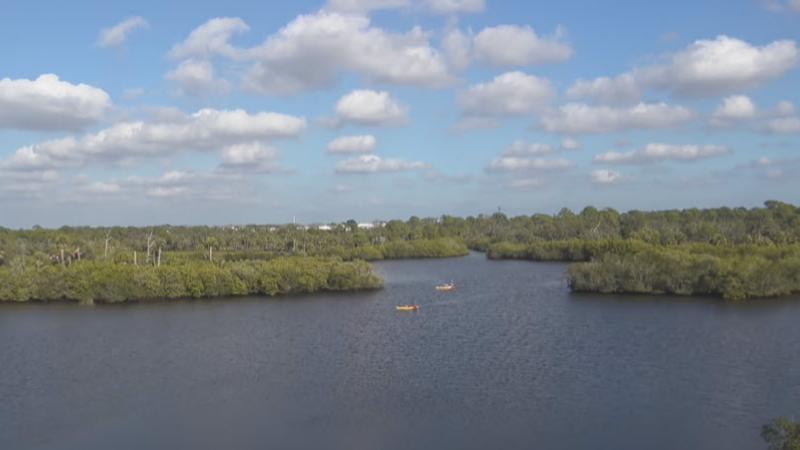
[{"left": 1, "top": 201, "right": 799, "bottom": 302}]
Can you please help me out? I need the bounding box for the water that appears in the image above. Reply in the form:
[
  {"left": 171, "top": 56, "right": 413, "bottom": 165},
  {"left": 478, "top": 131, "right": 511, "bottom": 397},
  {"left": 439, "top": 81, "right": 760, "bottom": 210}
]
[{"left": 1, "top": 252, "right": 799, "bottom": 450}]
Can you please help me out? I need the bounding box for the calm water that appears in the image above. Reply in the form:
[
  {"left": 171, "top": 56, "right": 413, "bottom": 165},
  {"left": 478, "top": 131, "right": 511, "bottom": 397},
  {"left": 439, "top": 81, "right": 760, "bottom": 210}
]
[{"left": 2, "top": 252, "right": 799, "bottom": 450}]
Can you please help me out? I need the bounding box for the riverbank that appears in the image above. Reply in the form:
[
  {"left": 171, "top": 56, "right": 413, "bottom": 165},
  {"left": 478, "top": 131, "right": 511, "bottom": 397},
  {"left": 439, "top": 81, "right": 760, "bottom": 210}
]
[
  {"left": 485, "top": 240, "right": 800, "bottom": 300},
  {"left": 0, "top": 257, "right": 383, "bottom": 304}
]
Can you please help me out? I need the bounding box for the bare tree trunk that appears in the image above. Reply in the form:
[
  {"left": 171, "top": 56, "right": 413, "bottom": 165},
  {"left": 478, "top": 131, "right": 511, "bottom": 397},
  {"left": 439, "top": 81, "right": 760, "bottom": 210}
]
[
  {"left": 146, "top": 231, "right": 153, "bottom": 265},
  {"left": 76, "top": 248, "right": 81, "bottom": 261},
  {"left": 209, "top": 246, "right": 213, "bottom": 263},
  {"left": 157, "top": 247, "right": 162, "bottom": 267},
  {"left": 134, "top": 251, "right": 137, "bottom": 266},
  {"left": 60, "top": 248, "right": 65, "bottom": 266},
  {"left": 104, "top": 231, "right": 111, "bottom": 260}
]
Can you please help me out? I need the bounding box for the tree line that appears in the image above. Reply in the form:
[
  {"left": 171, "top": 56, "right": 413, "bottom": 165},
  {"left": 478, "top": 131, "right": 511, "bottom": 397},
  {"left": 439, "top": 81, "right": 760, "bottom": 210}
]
[
  {"left": 1, "top": 200, "right": 799, "bottom": 302},
  {"left": 0, "top": 257, "right": 382, "bottom": 304}
]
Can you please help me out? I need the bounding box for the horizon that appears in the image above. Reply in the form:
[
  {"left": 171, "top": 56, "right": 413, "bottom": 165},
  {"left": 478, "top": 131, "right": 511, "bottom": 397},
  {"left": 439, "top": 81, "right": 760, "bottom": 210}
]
[
  {"left": 1, "top": 199, "right": 791, "bottom": 230},
  {"left": 1, "top": 0, "right": 799, "bottom": 228}
]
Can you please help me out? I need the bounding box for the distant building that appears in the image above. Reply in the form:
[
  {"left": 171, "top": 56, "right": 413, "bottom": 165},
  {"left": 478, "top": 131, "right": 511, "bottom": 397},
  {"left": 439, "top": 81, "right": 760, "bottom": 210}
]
[{"left": 317, "top": 225, "right": 333, "bottom": 231}]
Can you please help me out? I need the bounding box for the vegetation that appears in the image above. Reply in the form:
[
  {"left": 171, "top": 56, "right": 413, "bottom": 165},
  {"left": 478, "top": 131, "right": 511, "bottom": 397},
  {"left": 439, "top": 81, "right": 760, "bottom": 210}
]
[
  {"left": 2, "top": 200, "right": 800, "bottom": 302},
  {"left": 479, "top": 201, "right": 800, "bottom": 300},
  {"left": 762, "top": 417, "right": 800, "bottom": 450},
  {"left": 0, "top": 258, "right": 382, "bottom": 304}
]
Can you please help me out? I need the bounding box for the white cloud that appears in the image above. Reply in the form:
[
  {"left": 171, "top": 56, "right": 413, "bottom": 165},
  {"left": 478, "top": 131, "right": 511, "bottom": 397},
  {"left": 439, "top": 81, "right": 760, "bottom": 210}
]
[
  {"left": 594, "top": 143, "right": 731, "bottom": 164},
  {"left": 1, "top": 108, "right": 306, "bottom": 171},
  {"left": 441, "top": 28, "right": 471, "bottom": 71},
  {"left": 122, "top": 88, "right": 145, "bottom": 100},
  {"left": 638, "top": 35, "right": 798, "bottom": 96},
  {"left": 333, "top": 90, "right": 407, "bottom": 126},
  {"left": 569, "top": 36, "right": 798, "bottom": 103},
  {"left": 244, "top": 12, "right": 451, "bottom": 94},
  {"left": 766, "top": 117, "right": 800, "bottom": 133},
  {"left": 424, "top": 0, "right": 485, "bottom": 14},
  {"left": 325, "top": 0, "right": 484, "bottom": 14},
  {"left": 335, "top": 154, "right": 428, "bottom": 173},
  {"left": 540, "top": 102, "right": 693, "bottom": 134},
  {"left": 97, "top": 16, "right": 148, "bottom": 48},
  {"left": 711, "top": 95, "right": 757, "bottom": 125},
  {"left": 776, "top": 100, "right": 795, "bottom": 116},
  {"left": 459, "top": 71, "right": 555, "bottom": 117},
  {"left": 325, "top": 0, "right": 409, "bottom": 13},
  {"left": 0, "top": 74, "right": 111, "bottom": 131},
  {"left": 165, "top": 59, "right": 230, "bottom": 96},
  {"left": 473, "top": 25, "right": 572, "bottom": 67},
  {"left": 590, "top": 169, "right": 622, "bottom": 185},
  {"left": 168, "top": 17, "right": 249, "bottom": 60},
  {"left": 560, "top": 137, "right": 581, "bottom": 150},
  {"left": 566, "top": 73, "right": 640, "bottom": 105},
  {"left": 763, "top": 0, "right": 800, "bottom": 12},
  {"left": 327, "top": 135, "right": 378, "bottom": 154},
  {"left": 508, "top": 178, "right": 545, "bottom": 190},
  {"left": 486, "top": 157, "right": 574, "bottom": 172},
  {"left": 220, "top": 142, "right": 279, "bottom": 172},
  {"left": 503, "top": 141, "right": 554, "bottom": 156},
  {"left": 83, "top": 181, "right": 122, "bottom": 194}
]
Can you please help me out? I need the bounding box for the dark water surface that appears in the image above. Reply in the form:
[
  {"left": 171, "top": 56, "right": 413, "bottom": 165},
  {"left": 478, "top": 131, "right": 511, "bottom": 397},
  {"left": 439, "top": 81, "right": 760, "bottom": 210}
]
[{"left": 2, "top": 253, "right": 799, "bottom": 450}]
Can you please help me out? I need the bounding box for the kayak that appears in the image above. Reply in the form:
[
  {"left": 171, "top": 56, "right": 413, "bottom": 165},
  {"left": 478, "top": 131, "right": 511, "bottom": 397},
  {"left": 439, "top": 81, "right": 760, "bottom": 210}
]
[
  {"left": 396, "top": 305, "right": 420, "bottom": 312},
  {"left": 435, "top": 282, "right": 455, "bottom": 291}
]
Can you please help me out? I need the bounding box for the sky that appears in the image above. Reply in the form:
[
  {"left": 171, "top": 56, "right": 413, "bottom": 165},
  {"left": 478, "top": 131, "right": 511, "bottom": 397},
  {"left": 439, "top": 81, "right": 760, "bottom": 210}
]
[{"left": 0, "top": 0, "right": 799, "bottom": 227}]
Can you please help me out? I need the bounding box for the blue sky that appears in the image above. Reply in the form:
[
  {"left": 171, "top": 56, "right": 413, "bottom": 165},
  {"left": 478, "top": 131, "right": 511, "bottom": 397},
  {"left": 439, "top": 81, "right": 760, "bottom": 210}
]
[{"left": 0, "top": 0, "right": 798, "bottom": 227}]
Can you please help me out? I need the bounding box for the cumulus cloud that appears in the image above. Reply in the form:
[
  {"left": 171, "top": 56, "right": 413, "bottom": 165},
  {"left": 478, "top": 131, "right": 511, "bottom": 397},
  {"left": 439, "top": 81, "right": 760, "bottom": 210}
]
[
  {"left": 424, "top": 0, "right": 485, "bottom": 14},
  {"left": 766, "top": 116, "right": 800, "bottom": 133},
  {"left": 569, "top": 36, "right": 798, "bottom": 102},
  {"left": 567, "top": 73, "right": 640, "bottom": 105},
  {"left": 165, "top": 59, "right": 230, "bottom": 96},
  {"left": 590, "top": 169, "right": 622, "bottom": 185},
  {"left": 1, "top": 108, "right": 306, "bottom": 171},
  {"left": 593, "top": 143, "right": 731, "bottom": 164},
  {"left": 503, "top": 141, "right": 554, "bottom": 156},
  {"left": 97, "top": 16, "right": 148, "bottom": 48},
  {"left": 711, "top": 95, "right": 757, "bottom": 125},
  {"left": 486, "top": 157, "right": 574, "bottom": 172},
  {"left": 335, "top": 154, "right": 428, "bottom": 173},
  {"left": 333, "top": 90, "right": 407, "bottom": 126},
  {"left": 763, "top": 0, "right": 800, "bottom": 13},
  {"left": 82, "top": 181, "right": 122, "bottom": 195},
  {"left": 243, "top": 12, "right": 451, "bottom": 94},
  {"left": 540, "top": 102, "right": 693, "bottom": 134},
  {"left": 110, "top": 169, "right": 251, "bottom": 200},
  {"left": 220, "top": 142, "right": 280, "bottom": 172},
  {"left": 459, "top": 71, "right": 555, "bottom": 117},
  {"left": 327, "top": 135, "right": 378, "bottom": 154},
  {"left": 168, "top": 17, "right": 249, "bottom": 60},
  {"left": 441, "top": 28, "right": 472, "bottom": 71},
  {"left": 776, "top": 100, "right": 795, "bottom": 116},
  {"left": 638, "top": 36, "right": 798, "bottom": 96},
  {"left": 507, "top": 178, "right": 545, "bottom": 190},
  {"left": 561, "top": 137, "right": 581, "bottom": 150},
  {"left": 325, "top": 0, "right": 409, "bottom": 13},
  {"left": 325, "top": 0, "right": 484, "bottom": 14},
  {"left": 0, "top": 74, "right": 111, "bottom": 131},
  {"left": 473, "top": 25, "right": 572, "bottom": 67}
]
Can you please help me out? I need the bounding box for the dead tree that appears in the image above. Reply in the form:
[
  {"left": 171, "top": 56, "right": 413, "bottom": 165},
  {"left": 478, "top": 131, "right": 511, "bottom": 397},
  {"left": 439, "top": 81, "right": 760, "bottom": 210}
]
[
  {"left": 146, "top": 230, "right": 154, "bottom": 265},
  {"left": 104, "top": 230, "right": 112, "bottom": 260}
]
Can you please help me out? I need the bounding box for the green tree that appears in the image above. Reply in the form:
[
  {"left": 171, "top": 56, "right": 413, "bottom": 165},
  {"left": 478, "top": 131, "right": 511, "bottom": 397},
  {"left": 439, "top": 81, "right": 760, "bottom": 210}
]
[{"left": 762, "top": 417, "right": 800, "bottom": 450}]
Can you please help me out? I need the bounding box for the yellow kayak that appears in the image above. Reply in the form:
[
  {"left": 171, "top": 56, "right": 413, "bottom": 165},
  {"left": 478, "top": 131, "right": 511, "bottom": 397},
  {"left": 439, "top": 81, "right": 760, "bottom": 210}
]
[
  {"left": 435, "top": 282, "right": 455, "bottom": 291},
  {"left": 396, "top": 305, "right": 420, "bottom": 312}
]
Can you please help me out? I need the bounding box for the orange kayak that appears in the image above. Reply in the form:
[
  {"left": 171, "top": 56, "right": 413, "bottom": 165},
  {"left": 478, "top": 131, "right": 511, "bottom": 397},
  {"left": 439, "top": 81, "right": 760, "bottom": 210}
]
[{"left": 396, "top": 305, "right": 420, "bottom": 312}]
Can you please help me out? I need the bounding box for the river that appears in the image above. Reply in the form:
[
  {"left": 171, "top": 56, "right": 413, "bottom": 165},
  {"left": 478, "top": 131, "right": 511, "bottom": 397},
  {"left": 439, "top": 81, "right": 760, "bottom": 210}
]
[{"left": 1, "top": 252, "right": 799, "bottom": 449}]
